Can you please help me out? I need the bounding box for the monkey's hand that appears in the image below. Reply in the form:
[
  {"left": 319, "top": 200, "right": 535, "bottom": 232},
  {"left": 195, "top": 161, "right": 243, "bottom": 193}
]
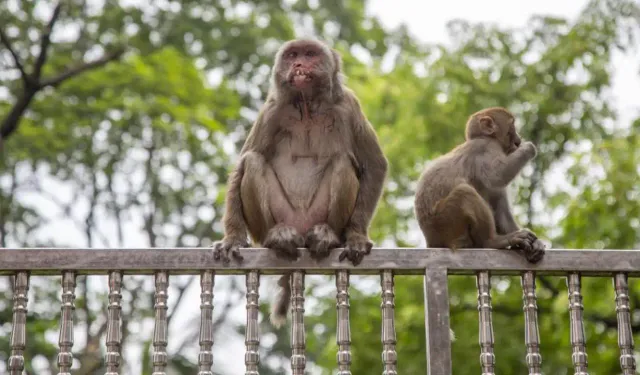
[
  {"left": 264, "top": 224, "right": 305, "bottom": 260},
  {"left": 213, "top": 236, "right": 248, "bottom": 264},
  {"left": 305, "top": 224, "right": 341, "bottom": 260},
  {"left": 509, "top": 228, "right": 546, "bottom": 263},
  {"left": 339, "top": 232, "right": 373, "bottom": 266},
  {"left": 525, "top": 239, "right": 546, "bottom": 263},
  {"left": 521, "top": 141, "right": 537, "bottom": 159}
]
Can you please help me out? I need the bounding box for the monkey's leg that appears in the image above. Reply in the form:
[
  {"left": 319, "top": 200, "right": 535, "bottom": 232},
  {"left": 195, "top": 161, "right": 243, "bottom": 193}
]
[
  {"left": 304, "top": 155, "right": 359, "bottom": 259},
  {"left": 493, "top": 194, "right": 545, "bottom": 263},
  {"left": 432, "top": 184, "right": 536, "bottom": 251},
  {"left": 240, "top": 152, "right": 304, "bottom": 259}
]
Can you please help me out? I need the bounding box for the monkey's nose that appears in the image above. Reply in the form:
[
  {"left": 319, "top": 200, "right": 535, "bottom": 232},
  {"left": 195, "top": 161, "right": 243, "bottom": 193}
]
[{"left": 514, "top": 138, "right": 521, "bottom": 147}]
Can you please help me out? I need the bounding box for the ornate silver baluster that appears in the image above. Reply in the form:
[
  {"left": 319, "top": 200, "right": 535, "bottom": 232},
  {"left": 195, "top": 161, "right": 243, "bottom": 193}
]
[
  {"left": 567, "top": 272, "right": 589, "bottom": 375},
  {"left": 105, "top": 271, "right": 123, "bottom": 375},
  {"left": 198, "top": 271, "right": 215, "bottom": 375},
  {"left": 245, "top": 271, "right": 260, "bottom": 375},
  {"left": 381, "top": 270, "right": 397, "bottom": 375},
  {"left": 336, "top": 270, "right": 352, "bottom": 375},
  {"left": 9, "top": 271, "right": 30, "bottom": 375},
  {"left": 614, "top": 273, "right": 636, "bottom": 374},
  {"left": 152, "top": 271, "right": 169, "bottom": 375},
  {"left": 290, "top": 271, "right": 306, "bottom": 375},
  {"left": 57, "top": 271, "right": 77, "bottom": 375},
  {"left": 477, "top": 271, "right": 495, "bottom": 375},
  {"left": 521, "top": 271, "right": 542, "bottom": 375}
]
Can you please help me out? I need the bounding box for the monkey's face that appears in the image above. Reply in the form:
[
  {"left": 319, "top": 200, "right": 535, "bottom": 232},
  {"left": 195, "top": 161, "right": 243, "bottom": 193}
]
[
  {"left": 503, "top": 122, "right": 522, "bottom": 154},
  {"left": 277, "top": 42, "right": 332, "bottom": 92}
]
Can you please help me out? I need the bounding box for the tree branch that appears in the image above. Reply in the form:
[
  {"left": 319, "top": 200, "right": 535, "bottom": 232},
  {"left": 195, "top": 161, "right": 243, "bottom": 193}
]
[
  {"left": 39, "top": 47, "right": 125, "bottom": 88},
  {"left": 0, "top": 28, "right": 31, "bottom": 85},
  {"left": 33, "top": 2, "right": 62, "bottom": 80}
]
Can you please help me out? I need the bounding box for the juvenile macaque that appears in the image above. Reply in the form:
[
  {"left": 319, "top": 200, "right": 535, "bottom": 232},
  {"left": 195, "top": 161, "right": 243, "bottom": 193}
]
[
  {"left": 414, "top": 107, "right": 545, "bottom": 262},
  {"left": 213, "top": 39, "right": 388, "bottom": 326}
]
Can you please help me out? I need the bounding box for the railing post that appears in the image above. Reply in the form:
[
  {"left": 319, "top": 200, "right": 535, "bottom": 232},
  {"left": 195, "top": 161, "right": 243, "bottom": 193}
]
[
  {"left": 614, "top": 273, "right": 636, "bottom": 374},
  {"left": 424, "top": 268, "right": 451, "bottom": 375},
  {"left": 9, "top": 271, "right": 30, "bottom": 375},
  {"left": 521, "top": 271, "right": 542, "bottom": 375},
  {"left": 105, "top": 271, "right": 123, "bottom": 375},
  {"left": 477, "top": 271, "right": 495, "bottom": 375},
  {"left": 336, "top": 270, "right": 352, "bottom": 374},
  {"left": 290, "top": 271, "right": 306, "bottom": 375},
  {"left": 567, "top": 272, "right": 589, "bottom": 375},
  {"left": 245, "top": 270, "right": 261, "bottom": 374},
  {"left": 57, "top": 271, "right": 77, "bottom": 375},
  {"left": 152, "top": 271, "right": 169, "bottom": 375},
  {"left": 381, "top": 270, "right": 398, "bottom": 375},
  {"left": 198, "top": 270, "right": 215, "bottom": 375}
]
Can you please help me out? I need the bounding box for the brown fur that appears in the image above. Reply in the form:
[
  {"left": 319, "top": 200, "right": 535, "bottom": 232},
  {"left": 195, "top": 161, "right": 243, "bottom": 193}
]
[
  {"left": 414, "top": 107, "right": 545, "bottom": 262},
  {"left": 213, "top": 39, "right": 388, "bottom": 327}
]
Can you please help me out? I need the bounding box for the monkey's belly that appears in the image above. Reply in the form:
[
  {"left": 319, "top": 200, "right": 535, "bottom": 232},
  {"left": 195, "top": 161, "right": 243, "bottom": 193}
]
[{"left": 270, "top": 157, "right": 332, "bottom": 234}]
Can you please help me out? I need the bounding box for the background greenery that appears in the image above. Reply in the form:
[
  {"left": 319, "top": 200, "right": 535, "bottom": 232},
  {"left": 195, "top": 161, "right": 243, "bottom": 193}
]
[{"left": 0, "top": 0, "right": 639, "bottom": 374}]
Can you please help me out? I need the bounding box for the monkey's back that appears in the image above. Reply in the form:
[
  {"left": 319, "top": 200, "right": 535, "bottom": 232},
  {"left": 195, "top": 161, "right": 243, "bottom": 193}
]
[{"left": 415, "top": 140, "right": 491, "bottom": 221}]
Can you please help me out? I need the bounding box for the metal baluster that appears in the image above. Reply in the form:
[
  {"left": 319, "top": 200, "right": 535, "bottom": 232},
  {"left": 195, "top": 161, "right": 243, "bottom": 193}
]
[
  {"left": 424, "top": 268, "right": 452, "bottom": 375},
  {"left": 198, "top": 271, "right": 215, "bottom": 375},
  {"left": 57, "top": 271, "right": 77, "bottom": 375},
  {"left": 245, "top": 271, "right": 260, "bottom": 375},
  {"left": 105, "top": 271, "right": 123, "bottom": 375},
  {"left": 521, "top": 272, "right": 542, "bottom": 375},
  {"left": 477, "top": 271, "right": 495, "bottom": 375},
  {"left": 381, "top": 270, "right": 397, "bottom": 375},
  {"left": 336, "top": 270, "right": 352, "bottom": 375},
  {"left": 8, "top": 271, "right": 30, "bottom": 375},
  {"left": 567, "top": 273, "right": 588, "bottom": 375},
  {"left": 152, "top": 271, "right": 169, "bottom": 375},
  {"left": 614, "top": 273, "right": 636, "bottom": 374},
  {"left": 290, "top": 271, "right": 306, "bottom": 375}
]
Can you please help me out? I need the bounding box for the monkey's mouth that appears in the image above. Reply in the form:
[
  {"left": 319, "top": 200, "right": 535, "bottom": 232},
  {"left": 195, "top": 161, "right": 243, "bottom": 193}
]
[{"left": 291, "top": 69, "right": 313, "bottom": 87}]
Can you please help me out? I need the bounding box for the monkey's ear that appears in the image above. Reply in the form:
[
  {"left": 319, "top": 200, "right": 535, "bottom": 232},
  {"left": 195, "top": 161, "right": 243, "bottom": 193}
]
[{"left": 478, "top": 116, "right": 497, "bottom": 136}]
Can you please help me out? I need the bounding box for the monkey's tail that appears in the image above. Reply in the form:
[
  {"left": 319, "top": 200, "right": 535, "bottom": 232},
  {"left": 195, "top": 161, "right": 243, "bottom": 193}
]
[{"left": 269, "top": 273, "right": 291, "bottom": 328}]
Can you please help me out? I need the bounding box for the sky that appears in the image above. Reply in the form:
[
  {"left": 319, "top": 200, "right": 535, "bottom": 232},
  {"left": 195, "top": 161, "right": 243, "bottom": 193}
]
[{"left": 3, "top": 1, "right": 640, "bottom": 374}]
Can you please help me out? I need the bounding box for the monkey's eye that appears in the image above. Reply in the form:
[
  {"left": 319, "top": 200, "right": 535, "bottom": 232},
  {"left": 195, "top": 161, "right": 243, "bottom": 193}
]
[
  {"left": 305, "top": 50, "right": 317, "bottom": 57},
  {"left": 287, "top": 51, "right": 297, "bottom": 58}
]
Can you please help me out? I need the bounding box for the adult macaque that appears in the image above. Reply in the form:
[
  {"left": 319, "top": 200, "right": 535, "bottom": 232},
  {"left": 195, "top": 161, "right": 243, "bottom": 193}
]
[
  {"left": 414, "top": 107, "right": 545, "bottom": 263},
  {"left": 213, "top": 39, "right": 388, "bottom": 326}
]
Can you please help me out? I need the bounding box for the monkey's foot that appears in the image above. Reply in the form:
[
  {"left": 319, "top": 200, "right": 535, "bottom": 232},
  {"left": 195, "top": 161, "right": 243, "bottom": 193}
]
[
  {"left": 339, "top": 233, "right": 373, "bottom": 266},
  {"left": 264, "top": 224, "right": 305, "bottom": 260},
  {"left": 213, "top": 237, "right": 248, "bottom": 264},
  {"left": 305, "top": 224, "right": 341, "bottom": 260},
  {"left": 524, "top": 239, "right": 546, "bottom": 263}
]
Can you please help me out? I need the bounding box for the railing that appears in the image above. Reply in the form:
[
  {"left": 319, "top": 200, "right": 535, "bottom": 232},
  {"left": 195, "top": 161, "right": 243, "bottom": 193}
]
[{"left": 0, "top": 247, "right": 638, "bottom": 375}]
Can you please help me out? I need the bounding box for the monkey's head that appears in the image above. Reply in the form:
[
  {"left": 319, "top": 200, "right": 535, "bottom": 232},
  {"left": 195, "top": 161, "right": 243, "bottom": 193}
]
[
  {"left": 465, "top": 107, "right": 523, "bottom": 154},
  {"left": 271, "top": 38, "right": 343, "bottom": 102}
]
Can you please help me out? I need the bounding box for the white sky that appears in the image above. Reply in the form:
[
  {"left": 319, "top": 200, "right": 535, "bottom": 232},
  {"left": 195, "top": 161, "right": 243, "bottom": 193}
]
[{"left": 4, "top": 1, "right": 639, "bottom": 374}]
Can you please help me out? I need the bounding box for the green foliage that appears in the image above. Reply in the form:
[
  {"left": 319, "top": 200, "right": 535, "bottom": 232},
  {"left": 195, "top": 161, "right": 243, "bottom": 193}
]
[{"left": 0, "top": 0, "right": 639, "bottom": 374}]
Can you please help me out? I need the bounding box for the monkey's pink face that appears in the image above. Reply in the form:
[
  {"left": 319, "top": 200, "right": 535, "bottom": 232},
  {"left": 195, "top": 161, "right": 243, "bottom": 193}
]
[{"left": 282, "top": 45, "right": 326, "bottom": 90}]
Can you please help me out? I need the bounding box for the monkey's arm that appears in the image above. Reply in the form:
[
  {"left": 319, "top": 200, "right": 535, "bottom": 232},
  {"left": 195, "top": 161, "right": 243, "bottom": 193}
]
[
  {"left": 487, "top": 142, "right": 536, "bottom": 188},
  {"left": 345, "top": 95, "right": 388, "bottom": 239},
  {"left": 493, "top": 193, "right": 520, "bottom": 234},
  {"left": 214, "top": 102, "right": 277, "bottom": 262},
  {"left": 220, "top": 157, "right": 249, "bottom": 240},
  {"left": 492, "top": 189, "right": 546, "bottom": 263}
]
